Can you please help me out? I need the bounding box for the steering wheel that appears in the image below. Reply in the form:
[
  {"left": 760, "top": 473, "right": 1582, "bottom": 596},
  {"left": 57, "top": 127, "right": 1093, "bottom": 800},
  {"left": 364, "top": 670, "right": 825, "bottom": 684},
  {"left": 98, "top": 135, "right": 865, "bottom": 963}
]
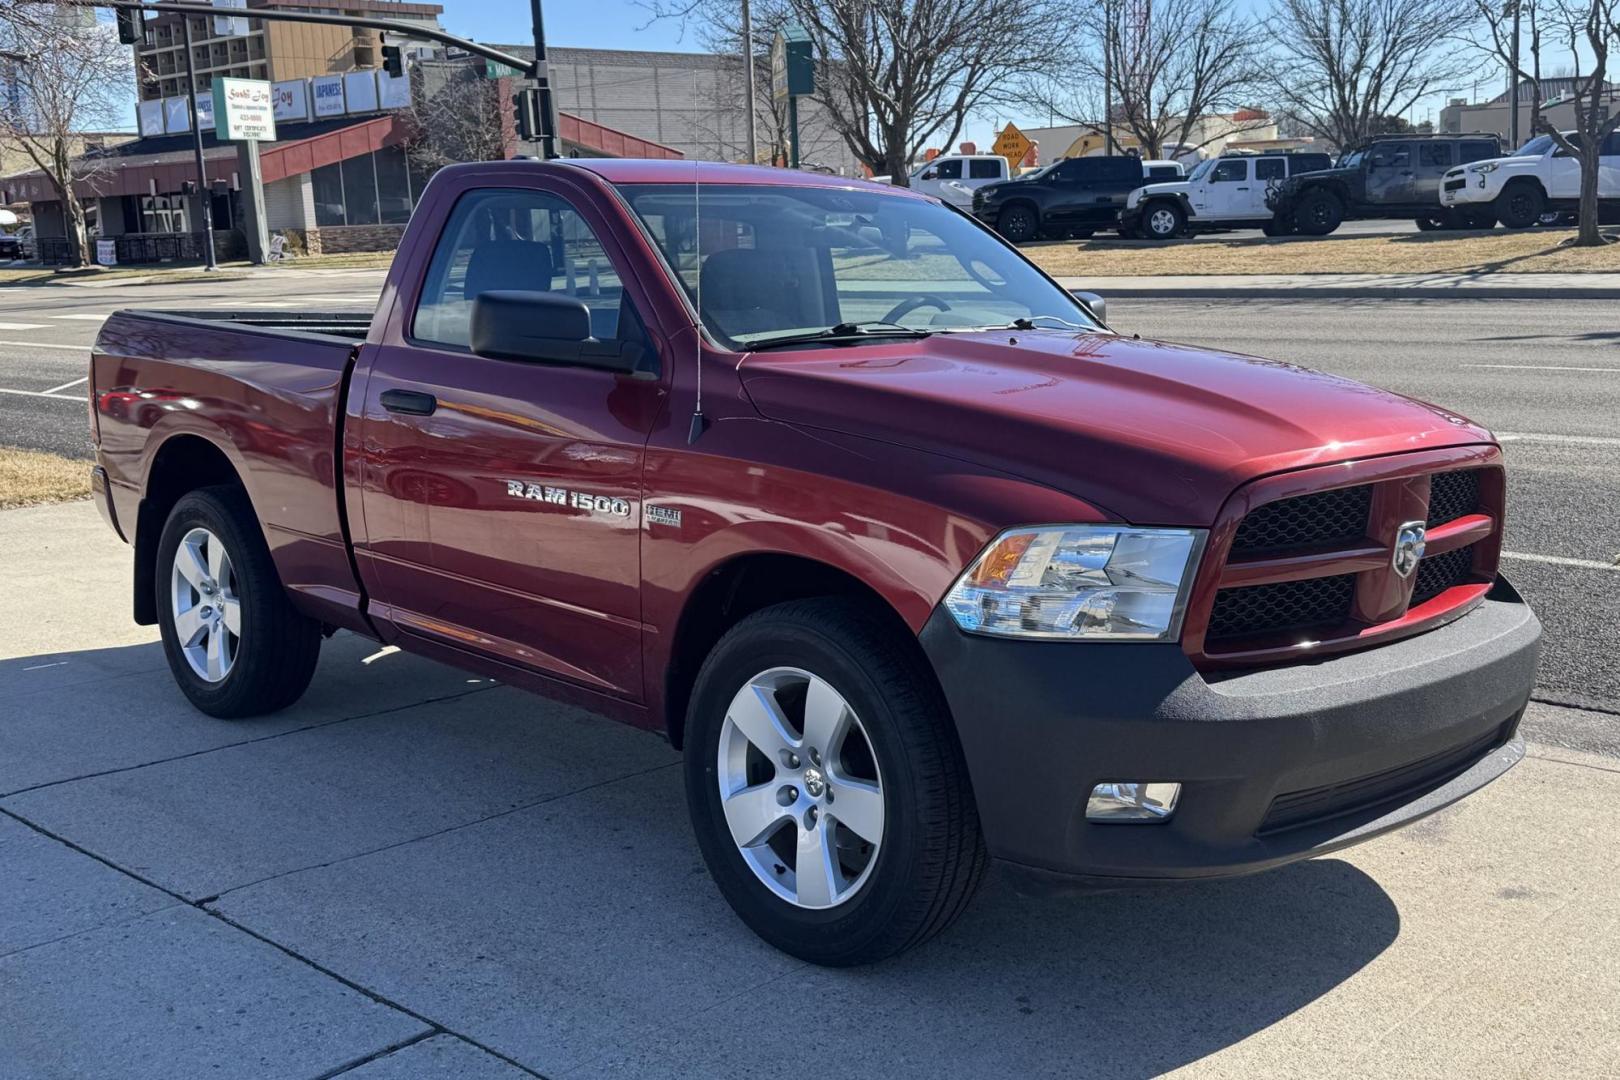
[{"left": 881, "top": 294, "right": 954, "bottom": 324}]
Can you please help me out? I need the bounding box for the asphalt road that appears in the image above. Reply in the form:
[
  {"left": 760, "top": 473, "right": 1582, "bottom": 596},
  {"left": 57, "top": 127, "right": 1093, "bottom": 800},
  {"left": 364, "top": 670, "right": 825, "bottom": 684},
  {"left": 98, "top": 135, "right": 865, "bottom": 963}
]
[{"left": 2, "top": 279, "right": 1615, "bottom": 720}]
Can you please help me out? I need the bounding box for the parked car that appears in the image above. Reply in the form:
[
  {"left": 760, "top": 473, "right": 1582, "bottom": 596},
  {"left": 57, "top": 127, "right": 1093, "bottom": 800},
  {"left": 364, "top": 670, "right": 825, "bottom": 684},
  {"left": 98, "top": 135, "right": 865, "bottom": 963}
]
[
  {"left": 1121, "top": 151, "right": 1333, "bottom": 239},
  {"left": 89, "top": 159, "right": 1540, "bottom": 966},
  {"left": 900, "top": 153, "right": 1012, "bottom": 208},
  {"left": 0, "top": 232, "right": 21, "bottom": 260},
  {"left": 1140, "top": 159, "right": 1187, "bottom": 181},
  {"left": 1441, "top": 130, "right": 1620, "bottom": 228},
  {"left": 972, "top": 155, "right": 1145, "bottom": 241},
  {"left": 1267, "top": 134, "right": 1504, "bottom": 235}
]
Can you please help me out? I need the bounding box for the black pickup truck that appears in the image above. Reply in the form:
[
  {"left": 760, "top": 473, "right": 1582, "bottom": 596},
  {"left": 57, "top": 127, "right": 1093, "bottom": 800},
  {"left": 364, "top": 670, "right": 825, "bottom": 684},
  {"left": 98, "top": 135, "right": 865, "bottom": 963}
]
[
  {"left": 972, "top": 156, "right": 1146, "bottom": 242},
  {"left": 1268, "top": 134, "right": 1504, "bottom": 235}
]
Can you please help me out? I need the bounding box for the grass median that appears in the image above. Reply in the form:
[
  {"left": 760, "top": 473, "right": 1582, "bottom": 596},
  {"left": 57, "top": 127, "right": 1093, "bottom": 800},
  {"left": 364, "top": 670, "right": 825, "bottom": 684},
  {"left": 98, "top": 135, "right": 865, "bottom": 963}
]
[
  {"left": 1023, "top": 228, "right": 1620, "bottom": 276},
  {"left": 0, "top": 447, "right": 90, "bottom": 510}
]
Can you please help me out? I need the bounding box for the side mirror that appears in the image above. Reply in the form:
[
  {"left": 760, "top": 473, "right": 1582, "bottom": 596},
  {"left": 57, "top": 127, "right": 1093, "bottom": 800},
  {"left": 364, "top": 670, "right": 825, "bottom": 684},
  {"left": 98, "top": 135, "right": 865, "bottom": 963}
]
[
  {"left": 470, "top": 291, "right": 650, "bottom": 376},
  {"left": 921, "top": 169, "right": 938, "bottom": 180},
  {"left": 1069, "top": 289, "right": 1106, "bottom": 325}
]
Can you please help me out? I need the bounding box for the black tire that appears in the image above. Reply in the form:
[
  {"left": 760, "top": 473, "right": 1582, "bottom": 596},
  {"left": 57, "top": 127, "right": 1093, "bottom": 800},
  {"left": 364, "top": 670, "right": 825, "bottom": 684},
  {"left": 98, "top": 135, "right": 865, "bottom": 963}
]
[
  {"left": 997, "top": 203, "right": 1038, "bottom": 243},
  {"left": 1415, "top": 215, "right": 1443, "bottom": 231},
  {"left": 1495, "top": 181, "right": 1545, "bottom": 229},
  {"left": 1261, "top": 217, "right": 1290, "bottom": 237},
  {"left": 1295, "top": 189, "right": 1344, "bottom": 235},
  {"left": 1141, "top": 199, "right": 1185, "bottom": 240},
  {"left": 155, "top": 486, "right": 321, "bottom": 718},
  {"left": 684, "top": 597, "right": 987, "bottom": 966}
]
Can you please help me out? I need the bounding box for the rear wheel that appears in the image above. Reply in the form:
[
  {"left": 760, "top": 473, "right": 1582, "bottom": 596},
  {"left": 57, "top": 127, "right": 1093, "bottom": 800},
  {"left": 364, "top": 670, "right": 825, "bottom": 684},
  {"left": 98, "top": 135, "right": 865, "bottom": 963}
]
[
  {"left": 997, "top": 203, "right": 1038, "bottom": 243},
  {"left": 1495, "top": 181, "right": 1545, "bottom": 229},
  {"left": 1142, "top": 200, "right": 1185, "bottom": 240},
  {"left": 684, "top": 598, "right": 987, "bottom": 966},
  {"left": 1295, "top": 190, "right": 1344, "bottom": 235},
  {"left": 1415, "top": 214, "right": 1444, "bottom": 231},
  {"left": 156, "top": 486, "right": 321, "bottom": 718}
]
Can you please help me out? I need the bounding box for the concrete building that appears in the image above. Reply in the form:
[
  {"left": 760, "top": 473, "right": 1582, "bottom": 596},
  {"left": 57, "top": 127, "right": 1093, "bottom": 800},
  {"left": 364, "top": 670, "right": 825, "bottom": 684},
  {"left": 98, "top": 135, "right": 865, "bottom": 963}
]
[
  {"left": 1439, "top": 80, "right": 1620, "bottom": 146},
  {"left": 134, "top": 0, "right": 444, "bottom": 103}
]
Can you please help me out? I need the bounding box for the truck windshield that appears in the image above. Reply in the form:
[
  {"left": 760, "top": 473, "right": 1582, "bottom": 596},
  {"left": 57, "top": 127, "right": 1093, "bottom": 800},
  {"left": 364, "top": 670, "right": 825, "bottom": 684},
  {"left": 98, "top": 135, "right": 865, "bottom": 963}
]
[
  {"left": 619, "top": 182, "right": 1097, "bottom": 349},
  {"left": 1513, "top": 134, "right": 1556, "bottom": 156},
  {"left": 1186, "top": 158, "right": 1215, "bottom": 182}
]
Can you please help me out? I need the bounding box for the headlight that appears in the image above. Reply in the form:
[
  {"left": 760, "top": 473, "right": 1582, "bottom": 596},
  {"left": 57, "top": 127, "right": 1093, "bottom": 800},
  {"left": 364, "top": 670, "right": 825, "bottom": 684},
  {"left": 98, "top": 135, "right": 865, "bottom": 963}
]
[
  {"left": 943, "top": 525, "right": 1206, "bottom": 641},
  {"left": 1472, "top": 162, "right": 1499, "bottom": 174}
]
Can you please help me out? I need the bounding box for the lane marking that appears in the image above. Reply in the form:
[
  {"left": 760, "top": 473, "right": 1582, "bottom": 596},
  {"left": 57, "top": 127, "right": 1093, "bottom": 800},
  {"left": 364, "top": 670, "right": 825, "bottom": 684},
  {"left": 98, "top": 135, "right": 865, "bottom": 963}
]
[
  {"left": 1503, "top": 551, "right": 1620, "bottom": 572},
  {"left": 0, "top": 386, "right": 87, "bottom": 401},
  {"left": 0, "top": 321, "right": 45, "bottom": 330},
  {"left": 1497, "top": 431, "right": 1620, "bottom": 448},
  {"left": 22, "top": 661, "right": 68, "bottom": 672},
  {"left": 1463, "top": 363, "right": 1620, "bottom": 373},
  {"left": 49, "top": 313, "right": 108, "bottom": 322},
  {"left": 43, "top": 376, "right": 88, "bottom": 394},
  {"left": 0, "top": 339, "right": 90, "bottom": 352}
]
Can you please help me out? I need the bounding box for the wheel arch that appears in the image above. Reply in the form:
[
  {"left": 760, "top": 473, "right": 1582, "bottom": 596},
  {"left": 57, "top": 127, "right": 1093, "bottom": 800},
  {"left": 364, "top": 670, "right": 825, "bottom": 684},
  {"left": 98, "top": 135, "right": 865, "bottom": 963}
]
[
  {"left": 661, "top": 551, "right": 921, "bottom": 750},
  {"left": 132, "top": 432, "right": 251, "bottom": 625}
]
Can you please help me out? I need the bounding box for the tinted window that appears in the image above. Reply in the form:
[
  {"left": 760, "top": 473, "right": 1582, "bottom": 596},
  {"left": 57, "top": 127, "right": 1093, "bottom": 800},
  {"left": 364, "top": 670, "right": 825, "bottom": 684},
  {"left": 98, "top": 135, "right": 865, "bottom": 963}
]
[
  {"left": 1255, "top": 158, "right": 1286, "bottom": 181},
  {"left": 1460, "top": 140, "right": 1498, "bottom": 163},
  {"left": 1419, "top": 143, "right": 1453, "bottom": 167},
  {"left": 932, "top": 159, "right": 962, "bottom": 180},
  {"left": 1287, "top": 154, "right": 1332, "bottom": 173},
  {"left": 414, "top": 188, "right": 629, "bottom": 349},
  {"left": 1146, "top": 164, "right": 1181, "bottom": 179},
  {"left": 1371, "top": 145, "right": 1410, "bottom": 168},
  {"left": 1211, "top": 160, "right": 1248, "bottom": 182},
  {"left": 968, "top": 158, "right": 1002, "bottom": 179},
  {"left": 1603, "top": 132, "right": 1620, "bottom": 156}
]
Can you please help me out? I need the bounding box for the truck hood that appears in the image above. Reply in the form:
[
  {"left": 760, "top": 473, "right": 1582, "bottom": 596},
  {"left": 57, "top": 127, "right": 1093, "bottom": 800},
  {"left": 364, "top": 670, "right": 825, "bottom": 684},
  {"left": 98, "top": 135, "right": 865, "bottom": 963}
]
[
  {"left": 1130, "top": 181, "right": 1189, "bottom": 205},
  {"left": 738, "top": 330, "right": 1492, "bottom": 524}
]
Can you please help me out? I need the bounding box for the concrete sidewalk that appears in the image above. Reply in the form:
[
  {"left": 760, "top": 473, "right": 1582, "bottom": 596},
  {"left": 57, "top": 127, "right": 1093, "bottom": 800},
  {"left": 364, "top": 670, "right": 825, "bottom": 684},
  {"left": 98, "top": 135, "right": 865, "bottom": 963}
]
[
  {"left": 1055, "top": 271, "right": 1620, "bottom": 299},
  {"left": 2, "top": 500, "right": 1616, "bottom": 1078}
]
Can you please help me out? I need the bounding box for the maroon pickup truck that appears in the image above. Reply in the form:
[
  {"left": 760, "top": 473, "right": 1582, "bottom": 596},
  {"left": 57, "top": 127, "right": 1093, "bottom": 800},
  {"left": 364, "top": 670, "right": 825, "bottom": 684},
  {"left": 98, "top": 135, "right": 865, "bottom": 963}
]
[{"left": 88, "top": 160, "right": 1540, "bottom": 965}]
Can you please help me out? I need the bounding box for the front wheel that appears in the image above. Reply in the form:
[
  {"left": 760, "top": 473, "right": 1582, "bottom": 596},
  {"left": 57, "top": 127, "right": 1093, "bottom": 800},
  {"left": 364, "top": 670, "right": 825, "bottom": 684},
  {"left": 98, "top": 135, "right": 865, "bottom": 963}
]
[
  {"left": 684, "top": 598, "right": 987, "bottom": 966},
  {"left": 997, "top": 204, "right": 1038, "bottom": 243},
  {"left": 1142, "top": 201, "right": 1185, "bottom": 240},
  {"left": 1295, "top": 190, "right": 1344, "bottom": 235},
  {"left": 1495, "top": 182, "right": 1545, "bottom": 229},
  {"left": 156, "top": 486, "right": 321, "bottom": 718}
]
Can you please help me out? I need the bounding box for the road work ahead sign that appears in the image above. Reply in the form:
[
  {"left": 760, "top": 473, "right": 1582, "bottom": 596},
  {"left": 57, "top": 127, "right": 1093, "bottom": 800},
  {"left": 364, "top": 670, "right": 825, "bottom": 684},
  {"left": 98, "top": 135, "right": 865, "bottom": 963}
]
[
  {"left": 993, "top": 123, "right": 1031, "bottom": 172},
  {"left": 212, "top": 78, "right": 278, "bottom": 143}
]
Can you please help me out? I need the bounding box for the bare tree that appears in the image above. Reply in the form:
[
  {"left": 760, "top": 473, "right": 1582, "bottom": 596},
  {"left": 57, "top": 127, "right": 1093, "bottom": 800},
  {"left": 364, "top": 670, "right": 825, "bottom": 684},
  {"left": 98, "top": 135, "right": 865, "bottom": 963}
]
[
  {"left": 0, "top": 7, "right": 129, "bottom": 267},
  {"left": 1467, "top": 0, "right": 1552, "bottom": 141},
  {"left": 646, "top": 0, "right": 1071, "bottom": 183},
  {"left": 1541, "top": 0, "right": 1619, "bottom": 245},
  {"left": 402, "top": 63, "right": 511, "bottom": 176},
  {"left": 1023, "top": 0, "right": 1270, "bottom": 160},
  {"left": 1263, "top": 0, "right": 1474, "bottom": 149}
]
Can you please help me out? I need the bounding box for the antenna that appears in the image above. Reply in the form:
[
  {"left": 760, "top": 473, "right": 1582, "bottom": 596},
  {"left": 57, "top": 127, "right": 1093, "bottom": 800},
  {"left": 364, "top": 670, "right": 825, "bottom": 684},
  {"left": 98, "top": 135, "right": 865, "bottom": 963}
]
[{"left": 687, "top": 160, "right": 708, "bottom": 444}]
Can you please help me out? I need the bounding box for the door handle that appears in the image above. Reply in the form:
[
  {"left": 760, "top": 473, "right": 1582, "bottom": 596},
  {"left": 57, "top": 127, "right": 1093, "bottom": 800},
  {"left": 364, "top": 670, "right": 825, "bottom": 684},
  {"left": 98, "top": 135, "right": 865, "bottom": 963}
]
[
  {"left": 1235, "top": 186, "right": 1250, "bottom": 191},
  {"left": 379, "top": 389, "right": 437, "bottom": 416}
]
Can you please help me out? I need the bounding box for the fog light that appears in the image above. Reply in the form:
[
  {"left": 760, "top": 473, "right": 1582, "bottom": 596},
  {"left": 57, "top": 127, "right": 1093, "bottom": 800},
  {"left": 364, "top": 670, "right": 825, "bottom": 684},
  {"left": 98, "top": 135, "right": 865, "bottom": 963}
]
[{"left": 1087, "top": 782, "right": 1181, "bottom": 822}]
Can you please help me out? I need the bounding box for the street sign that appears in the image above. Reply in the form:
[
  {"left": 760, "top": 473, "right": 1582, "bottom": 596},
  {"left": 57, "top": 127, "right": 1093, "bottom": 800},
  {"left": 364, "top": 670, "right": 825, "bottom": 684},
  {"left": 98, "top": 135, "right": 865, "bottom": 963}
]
[
  {"left": 212, "top": 78, "right": 278, "bottom": 142},
  {"left": 993, "top": 123, "right": 1031, "bottom": 172},
  {"left": 771, "top": 25, "right": 813, "bottom": 102}
]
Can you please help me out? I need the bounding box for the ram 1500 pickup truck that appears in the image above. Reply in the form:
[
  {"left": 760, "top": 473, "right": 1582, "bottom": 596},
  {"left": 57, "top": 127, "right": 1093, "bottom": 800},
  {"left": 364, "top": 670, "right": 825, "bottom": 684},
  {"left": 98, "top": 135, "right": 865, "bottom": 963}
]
[{"left": 89, "top": 160, "right": 1541, "bottom": 966}]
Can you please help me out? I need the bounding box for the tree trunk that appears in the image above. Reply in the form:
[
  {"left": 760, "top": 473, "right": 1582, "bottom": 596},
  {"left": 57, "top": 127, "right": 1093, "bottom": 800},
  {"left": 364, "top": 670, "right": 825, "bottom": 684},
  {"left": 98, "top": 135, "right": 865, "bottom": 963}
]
[
  {"left": 63, "top": 192, "right": 88, "bottom": 269},
  {"left": 882, "top": 141, "right": 909, "bottom": 187},
  {"left": 1575, "top": 148, "right": 1603, "bottom": 246}
]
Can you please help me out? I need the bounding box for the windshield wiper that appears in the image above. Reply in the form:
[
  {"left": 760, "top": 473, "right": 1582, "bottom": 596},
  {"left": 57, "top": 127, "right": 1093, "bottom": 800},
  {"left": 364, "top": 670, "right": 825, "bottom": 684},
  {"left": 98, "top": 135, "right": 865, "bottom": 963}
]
[
  {"left": 962, "top": 314, "right": 1094, "bottom": 332},
  {"left": 744, "top": 321, "right": 935, "bottom": 351}
]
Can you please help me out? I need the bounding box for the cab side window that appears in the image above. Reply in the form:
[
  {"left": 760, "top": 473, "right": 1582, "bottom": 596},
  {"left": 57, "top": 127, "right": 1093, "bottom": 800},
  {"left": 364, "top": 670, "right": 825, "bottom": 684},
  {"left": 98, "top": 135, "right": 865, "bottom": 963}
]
[
  {"left": 413, "top": 188, "right": 635, "bottom": 350},
  {"left": 1419, "top": 144, "right": 1453, "bottom": 168},
  {"left": 1255, "top": 158, "right": 1286, "bottom": 181},
  {"left": 1211, "top": 160, "right": 1248, "bottom": 182},
  {"left": 968, "top": 158, "right": 1002, "bottom": 179},
  {"left": 1603, "top": 132, "right": 1620, "bottom": 157},
  {"left": 932, "top": 159, "right": 963, "bottom": 180}
]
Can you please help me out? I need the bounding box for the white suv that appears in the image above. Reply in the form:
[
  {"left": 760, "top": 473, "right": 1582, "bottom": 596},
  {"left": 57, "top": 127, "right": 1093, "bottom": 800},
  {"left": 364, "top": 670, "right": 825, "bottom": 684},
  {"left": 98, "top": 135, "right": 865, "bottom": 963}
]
[
  {"left": 1121, "top": 152, "right": 1332, "bottom": 239},
  {"left": 1442, "top": 131, "right": 1620, "bottom": 228}
]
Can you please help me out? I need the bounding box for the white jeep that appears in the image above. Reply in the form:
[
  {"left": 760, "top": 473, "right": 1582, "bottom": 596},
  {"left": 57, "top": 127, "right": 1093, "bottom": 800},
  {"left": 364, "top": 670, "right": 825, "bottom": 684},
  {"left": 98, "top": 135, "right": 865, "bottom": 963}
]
[{"left": 1121, "top": 151, "right": 1332, "bottom": 239}]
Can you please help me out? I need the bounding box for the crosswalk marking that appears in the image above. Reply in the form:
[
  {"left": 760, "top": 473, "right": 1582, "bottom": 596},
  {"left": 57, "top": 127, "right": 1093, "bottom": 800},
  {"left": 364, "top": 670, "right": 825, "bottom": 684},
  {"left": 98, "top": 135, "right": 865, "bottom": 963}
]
[
  {"left": 43, "top": 377, "right": 88, "bottom": 394},
  {"left": 50, "top": 313, "right": 108, "bottom": 321},
  {"left": 0, "top": 386, "right": 87, "bottom": 402},
  {"left": 0, "top": 322, "right": 46, "bottom": 330}
]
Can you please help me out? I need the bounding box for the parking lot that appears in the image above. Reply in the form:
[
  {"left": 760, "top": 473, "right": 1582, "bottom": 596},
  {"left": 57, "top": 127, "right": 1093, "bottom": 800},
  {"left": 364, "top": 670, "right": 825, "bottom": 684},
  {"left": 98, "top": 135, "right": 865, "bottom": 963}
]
[{"left": 2, "top": 273, "right": 1617, "bottom": 1077}]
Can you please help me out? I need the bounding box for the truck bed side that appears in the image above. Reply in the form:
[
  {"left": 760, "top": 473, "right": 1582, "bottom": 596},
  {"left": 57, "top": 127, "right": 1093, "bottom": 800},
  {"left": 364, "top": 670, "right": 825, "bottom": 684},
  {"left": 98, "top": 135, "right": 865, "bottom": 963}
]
[{"left": 92, "top": 309, "right": 372, "bottom": 634}]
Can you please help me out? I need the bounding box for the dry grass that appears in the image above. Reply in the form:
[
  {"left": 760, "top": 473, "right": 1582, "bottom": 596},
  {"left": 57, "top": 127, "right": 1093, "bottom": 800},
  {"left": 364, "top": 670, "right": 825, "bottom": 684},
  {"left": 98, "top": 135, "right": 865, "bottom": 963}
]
[
  {"left": 0, "top": 447, "right": 91, "bottom": 510},
  {"left": 1023, "top": 228, "right": 1620, "bottom": 277}
]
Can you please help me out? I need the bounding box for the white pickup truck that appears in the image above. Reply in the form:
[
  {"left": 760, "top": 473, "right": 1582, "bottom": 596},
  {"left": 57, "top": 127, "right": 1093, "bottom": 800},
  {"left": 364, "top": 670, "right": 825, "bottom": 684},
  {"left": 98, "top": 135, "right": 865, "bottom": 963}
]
[
  {"left": 893, "top": 154, "right": 1012, "bottom": 208},
  {"left": 1441, "top": 131, "right": 1620, "bottom": 228},
  {"left": 1120, "top": 151, "right": 1333, "bottom": 239}
]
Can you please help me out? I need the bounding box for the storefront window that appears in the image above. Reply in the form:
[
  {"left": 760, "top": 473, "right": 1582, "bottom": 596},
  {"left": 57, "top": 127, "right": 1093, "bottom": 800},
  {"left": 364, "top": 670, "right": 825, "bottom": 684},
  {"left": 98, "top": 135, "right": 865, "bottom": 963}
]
[
  {"left": 375, "top": 146, "right": 413, "bottom": 224},
  {"left": 342, "top": 153, "right": 380, "bottom": 225},
  {"left": 312, "top": 161, "right": 345, "bottom": 226}
]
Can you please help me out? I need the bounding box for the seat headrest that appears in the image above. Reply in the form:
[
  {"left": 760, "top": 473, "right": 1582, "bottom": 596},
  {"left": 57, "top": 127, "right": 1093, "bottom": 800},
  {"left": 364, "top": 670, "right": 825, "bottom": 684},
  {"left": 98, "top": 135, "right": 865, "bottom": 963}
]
[
  {"left": 465, "top": 240, "right": 555, "bottom": 300},
  {"left": 699, "top": 248, "right": 806, "bottom": 319}
]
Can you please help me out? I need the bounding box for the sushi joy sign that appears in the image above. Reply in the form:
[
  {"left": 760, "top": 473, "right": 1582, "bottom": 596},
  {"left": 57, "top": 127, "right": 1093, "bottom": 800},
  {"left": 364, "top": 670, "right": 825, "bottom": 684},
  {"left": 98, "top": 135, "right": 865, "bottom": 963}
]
[{"left": 211, "top": 78, "right": 279, "bottom": 143}]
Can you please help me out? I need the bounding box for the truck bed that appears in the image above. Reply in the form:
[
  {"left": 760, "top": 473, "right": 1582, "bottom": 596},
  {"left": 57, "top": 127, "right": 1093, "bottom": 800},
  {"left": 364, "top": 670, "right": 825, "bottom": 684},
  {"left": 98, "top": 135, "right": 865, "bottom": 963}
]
[{"left": 121, "top": 308, "right": 375, "bottom": 340}]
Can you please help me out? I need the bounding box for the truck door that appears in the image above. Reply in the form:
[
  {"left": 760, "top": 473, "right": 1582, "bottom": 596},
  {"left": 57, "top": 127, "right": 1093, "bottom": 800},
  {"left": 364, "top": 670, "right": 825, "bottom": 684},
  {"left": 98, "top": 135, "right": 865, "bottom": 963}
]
[
  {"left": 1414, "top": 142, "right": 1455, "bottom": 202},
  {"left": 913, "top": 157, "right": 961, "bottom": 199},
  {"left": 1366, "top": 143, "right": 1414, "bottom": 204},
  {"left": 1203, "top": 158, "right": 1252, "bottom": 218},
  {"left": 1252, "top": 157, "right": 1286, "bottom": 216},
  {"left": 1548, "top": 138, "right": 1584, "bottom": 199},
  {"left": 353, "top": 180, "right": 666, "bottom": 702}
]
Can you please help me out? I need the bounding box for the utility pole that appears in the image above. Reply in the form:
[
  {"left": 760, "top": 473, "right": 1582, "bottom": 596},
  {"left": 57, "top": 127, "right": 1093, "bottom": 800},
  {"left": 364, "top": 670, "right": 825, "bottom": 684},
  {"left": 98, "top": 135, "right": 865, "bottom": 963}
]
[
  {"left": 1508, "top": 0, "right": 1522, "bottom": 148},
  {"left": 528, "top": 0, "right": 560, "bottom": 159},
  {"left": 742, "top": 0, "right": 758, "bottom": 164},
  {"left": 180, "top": 12, "right": 219, "bottom": 271},
  {"left": 1102, "top": 0, "right": 1115, "bottom": 154}
]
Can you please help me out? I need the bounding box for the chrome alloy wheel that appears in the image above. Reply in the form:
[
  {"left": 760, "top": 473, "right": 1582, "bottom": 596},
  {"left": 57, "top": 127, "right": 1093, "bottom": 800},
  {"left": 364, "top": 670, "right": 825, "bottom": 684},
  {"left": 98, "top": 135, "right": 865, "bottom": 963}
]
[
  {"left": 169, "top": 526, "right": 240, "bottom": 683},
  {"left": 717, "top": 667, "right": 886, "bottom": 910}
]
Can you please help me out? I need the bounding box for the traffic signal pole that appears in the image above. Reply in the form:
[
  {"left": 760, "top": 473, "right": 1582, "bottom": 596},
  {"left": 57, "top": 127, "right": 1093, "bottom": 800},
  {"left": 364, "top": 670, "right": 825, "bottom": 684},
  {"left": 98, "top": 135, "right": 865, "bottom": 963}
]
[
  {"left": 179, "top": 13, "right": 219, "bottom": 270},
  {"left": 529, "top": 0, "right": 560, "bottom": 159}
]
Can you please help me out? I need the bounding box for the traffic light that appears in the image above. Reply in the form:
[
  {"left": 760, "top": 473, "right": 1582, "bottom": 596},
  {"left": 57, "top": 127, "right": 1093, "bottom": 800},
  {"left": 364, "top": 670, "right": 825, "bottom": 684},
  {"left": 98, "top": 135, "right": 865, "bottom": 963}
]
[
  {"left": 381, "top": 44, "right": 404, "bottom": 78},
  {"left": 514, "top": 87, "right": 542, "bottom": 141},
  {"left": 115, "top": 7, "right": 142, "bottom": 45}
]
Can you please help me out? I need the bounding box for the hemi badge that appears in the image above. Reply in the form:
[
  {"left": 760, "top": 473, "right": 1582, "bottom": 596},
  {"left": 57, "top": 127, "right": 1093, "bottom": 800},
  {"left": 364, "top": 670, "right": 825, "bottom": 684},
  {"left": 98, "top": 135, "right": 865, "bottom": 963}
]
[{"left": 647, "top": 505, "right": 682, "bottom": 528}]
